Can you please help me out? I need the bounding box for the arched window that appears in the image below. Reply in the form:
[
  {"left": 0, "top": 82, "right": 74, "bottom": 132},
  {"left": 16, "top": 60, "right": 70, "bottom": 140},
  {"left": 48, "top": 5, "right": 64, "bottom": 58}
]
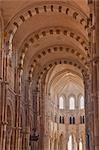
[
  {"left": 79, "top": 139, "right": 83, "bottom": 150},
  {"left": 83, "top": 116, "right": 85, "bottom": 124},
  {"left": 69, "top": 116, "right": 75, "bottom": 124},
  {"left": 59, "top": 116, "right": 61, "bottom": 123},
  {"left": 69, "top": 117, "right": 72, "bottom": 124},
  {"left": 69, "top": 97, "right": 75, "bottom": 110},
  {"left": 80, "top": 96, "right": 84, "bottom": 109},
  {"left": 68, "top": 135, "right": 73, "bottom": 150},
  {"left": 59, "top": 116, "right": 64, "bottom": 124},
  {"left": 62, "top": 116, "right": 64, "bottom": 124},
  {"left": 73, "top": 117, "right": 75, "bottom": 124},
  {"left": 59, "top": 96, "right": 64, "bottom": 109}
]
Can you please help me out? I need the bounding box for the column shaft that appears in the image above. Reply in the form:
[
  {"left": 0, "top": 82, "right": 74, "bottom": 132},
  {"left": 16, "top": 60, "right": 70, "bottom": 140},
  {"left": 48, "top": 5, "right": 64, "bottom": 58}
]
[{"left": 94, "top": 1, "right": 99, "bottom": 149}]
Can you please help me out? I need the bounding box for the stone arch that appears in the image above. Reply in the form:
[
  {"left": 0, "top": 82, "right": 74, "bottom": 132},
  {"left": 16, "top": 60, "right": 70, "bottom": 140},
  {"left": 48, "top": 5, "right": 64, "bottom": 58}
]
[
  {"left": 27, "top": 56, "right": 86, "bottom": 149},
  {"left": 29, "top": 57, "right": 88, "bottom": 91},
  {"left": 17, "top": 28, "right": 89, "bottom": 73},
  {"left": 18, "top": 27, "right": 88, "bottom": 61},
  {"left": 26, "top": 48, "right": 89, "bottom": 87},
  {"left": 5, "top": 1, "right": 88, "bottom": 55},
  {"left": 47, "top": 67, "right": 83, "bottom": 94}
]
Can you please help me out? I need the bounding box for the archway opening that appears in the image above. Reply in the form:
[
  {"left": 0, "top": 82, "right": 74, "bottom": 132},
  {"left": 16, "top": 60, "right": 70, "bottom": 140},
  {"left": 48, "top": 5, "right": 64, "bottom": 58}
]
[{"left": 44, "top": 64, "right": 86, "bottom": 150}]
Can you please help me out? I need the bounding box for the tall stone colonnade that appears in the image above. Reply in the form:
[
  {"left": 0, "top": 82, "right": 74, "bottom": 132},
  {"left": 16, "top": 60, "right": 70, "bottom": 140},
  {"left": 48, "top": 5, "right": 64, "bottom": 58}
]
[{"left": 0, "top": 0, "right": 99, "bottom": 150}]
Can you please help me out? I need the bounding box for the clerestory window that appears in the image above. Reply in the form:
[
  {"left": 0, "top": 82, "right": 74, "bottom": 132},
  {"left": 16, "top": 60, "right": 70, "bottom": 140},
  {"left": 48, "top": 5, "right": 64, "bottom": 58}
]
[
  {"left": 80, "top": 96, "right": 84, "bottom": 109},
  {"left": 59, "top": 96, "right": 64, "bottom": 109},
  {"left": 69, "top": 97, "right": 75, "bottom": 110}
]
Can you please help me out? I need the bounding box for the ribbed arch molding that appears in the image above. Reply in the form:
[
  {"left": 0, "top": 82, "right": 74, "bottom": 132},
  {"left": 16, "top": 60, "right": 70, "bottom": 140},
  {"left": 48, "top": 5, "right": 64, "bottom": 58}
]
[
  {"left": 5, "top": 1, "right": 89, "bottom": 54},
  {"left": 18, "top": 27, "right": 89, "bottom": 70},
  {"left": 27, "top": 45, "right": 87, "bottom": 69},
  {"left": 28, "top": 57, "right": 88, "bottom": 89}
]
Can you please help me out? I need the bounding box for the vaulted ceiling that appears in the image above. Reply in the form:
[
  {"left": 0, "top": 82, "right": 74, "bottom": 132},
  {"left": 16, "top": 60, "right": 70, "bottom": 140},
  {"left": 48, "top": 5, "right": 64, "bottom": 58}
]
[
  {"left": 0, "top": 0, "right": 90, "bottom": 86},
  {"left": 46, "top": 64, "right": 84, "bottom": 98}
]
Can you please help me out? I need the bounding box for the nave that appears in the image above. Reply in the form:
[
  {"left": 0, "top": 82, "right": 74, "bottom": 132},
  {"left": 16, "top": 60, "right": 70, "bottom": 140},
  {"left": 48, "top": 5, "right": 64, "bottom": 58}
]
[{"left": 0, "top": 0, "right": 99, "bottom": 150}]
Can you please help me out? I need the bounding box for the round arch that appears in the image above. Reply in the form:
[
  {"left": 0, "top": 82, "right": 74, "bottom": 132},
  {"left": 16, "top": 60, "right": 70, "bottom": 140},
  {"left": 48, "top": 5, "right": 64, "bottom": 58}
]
[{"left": 5, "top": 1, "right": 88, "bottom": 53}]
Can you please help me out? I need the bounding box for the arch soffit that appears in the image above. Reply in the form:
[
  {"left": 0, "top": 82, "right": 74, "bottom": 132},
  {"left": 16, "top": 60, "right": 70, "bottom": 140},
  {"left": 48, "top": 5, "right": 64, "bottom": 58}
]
[
  {"left": 22, "top": 46, "right": 89, "bottom": 75},
  {"left": 17, "top": 27, "right": 89, "bottom": 70},
  {"left": 18, "top": 26, "right": 88, "bottom": 54},
  {"left": 46, "top": 65, "right": 83, "bottom": 92},
  {"left": 20, "top": 43, "right": 89, "bottom": 82},
  {"left": 6, "top": 2, "right": 90, "bottom": 86},
  {"left": 4, "top": 1, "right": 89, "bottom": 63},
  {"left": 3, "top": 2, "right": 90, "bottom": 80},
  {"left": 48, "top": 74, "right": 83, "bottom": 94},
  {"left": 48, "top": 68, "right": 83, "bottom": 87},
  {"left": 31, "top": 57, "right": 88, "bottom": 84},
  {"left": 50, "top": 79, "right": 84, "bottom": 95},
  {"left": 5, "top": 0, "right": 88, "bottom": 36}
]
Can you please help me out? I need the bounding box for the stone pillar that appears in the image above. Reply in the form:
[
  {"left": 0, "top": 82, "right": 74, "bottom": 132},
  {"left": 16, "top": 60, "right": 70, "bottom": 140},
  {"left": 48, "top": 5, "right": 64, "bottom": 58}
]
[
  {"left": 77, "top": 137, "right": 79, "bottom": 150},
  {"left": 0, "top": 49, "right": 9, "bottom": 150},
  {"left": 62, "top": 137, "right": 66, "bottom": 150},
  {"left": 48, "top": 137, "right": 51, "bottom": 150},
  {"left": 0, "top": 10, "right": 4, "bottom": 79},
  {"left": 83, "top": 71, "right": 95, "bottom": 150},
  {"left": 39, "top": 80, "right": 45, "bottom": 150},
  {"left": 50, "top": 140, "right": 54, "bottom": 150},
  {"left": 66, "top": 138, "right": 68, "bottom": 150},
  {"left": 9, "top": 129, "right": 14, "bottom": 150},
  {"left": 25, "top": 127, "right": 30, "bottom": 150},
  {"left": 44, "top": 135, "right": 50, "bottom": 150},
  {"left": 93, "top": 1, "right": 99, "bottom": 149},
  {"left": 74, "top": 138, "right": 77, "bottom": 150},
  {"left": 0, "top": 9, "right": 6, "bottom": 150},
  {"left": 25, "top": 81, "right": 32, "bottom": 150},
  {"left": 14, "top": 68, "right": 22, "bottom": 150},
  {"left": 56, "top": 141, "right": 58, "bottom": 150},
  {"left": 6, "top": 128, "right": 12, "bottom": 150}
]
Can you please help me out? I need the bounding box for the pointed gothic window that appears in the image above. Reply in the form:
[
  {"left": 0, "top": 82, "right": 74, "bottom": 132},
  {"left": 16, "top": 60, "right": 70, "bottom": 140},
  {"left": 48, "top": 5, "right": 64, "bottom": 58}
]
[
  {"left": 69, "top": 97, "right": 75, "bottom": 110},
  {"left": 80, "top": 96, "right": 84, "bottom": 109},
  {"left": 59, "top": 96, "right": 64, "bottom": 109}
]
